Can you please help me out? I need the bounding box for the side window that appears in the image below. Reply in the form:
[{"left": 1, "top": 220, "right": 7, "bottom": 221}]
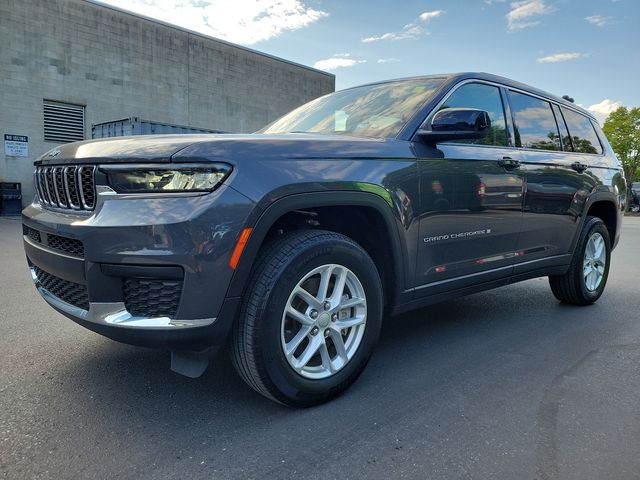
[
  {"left": 560, "top": 107, "right": 603, "bottom": 154},
  {"left": 551, "top": 104, "right": 573, "bottom": 151},
  {"left": 437, "top": 83, "right": 508, "bottom": 146},
  {"left": 508, "top": 90, "right": 561, "bottom": 151}
]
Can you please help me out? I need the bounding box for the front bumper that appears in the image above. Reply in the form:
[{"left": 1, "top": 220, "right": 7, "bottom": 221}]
[{"left": 22, "top": 183, "right": 254, "bottom": 350}]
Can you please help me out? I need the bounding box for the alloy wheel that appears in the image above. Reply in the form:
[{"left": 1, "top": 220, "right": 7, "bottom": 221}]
[
  {"left": 280, "top": 264, "right": 367, "bottom": 379},
  {"left": 583, "top": 232, "right": 606, "bottom": 292}
]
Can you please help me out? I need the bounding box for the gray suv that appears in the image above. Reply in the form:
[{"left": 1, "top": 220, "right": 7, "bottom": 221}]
[{"left": 22, "top": 73, "right": 626, "bottom": 406}]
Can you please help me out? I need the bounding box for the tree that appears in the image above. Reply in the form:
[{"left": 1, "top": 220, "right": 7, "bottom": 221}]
[{"left": 602, "top": 107, "right": 640, "bottom": 186}]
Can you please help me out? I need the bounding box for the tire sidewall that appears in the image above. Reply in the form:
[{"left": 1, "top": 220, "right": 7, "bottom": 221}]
[
  {"left": 256, "top": 237, "right": 383, "bottom": 405},
  {"left": 576, "top": 218, "right": 611, "bottom": 302}
]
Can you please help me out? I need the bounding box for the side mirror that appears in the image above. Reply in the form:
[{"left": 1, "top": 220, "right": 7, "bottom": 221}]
[{"left": 417, "top": 108, "right": 491, "bottom": 144}]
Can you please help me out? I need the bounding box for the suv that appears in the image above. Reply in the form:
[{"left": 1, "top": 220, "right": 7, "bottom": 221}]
[
  {"left": 630, "top": 182, "right": 640, "bottom": 212},
  {"left": 22, "top": 73, "right": 626, "bottom": 406}
]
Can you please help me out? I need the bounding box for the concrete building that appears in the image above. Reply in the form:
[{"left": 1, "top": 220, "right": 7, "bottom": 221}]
[{"left": 0, "top": 0, "right": 335, "bottom": 208}]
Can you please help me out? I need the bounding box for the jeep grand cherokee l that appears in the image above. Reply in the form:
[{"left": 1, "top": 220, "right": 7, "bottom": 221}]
[{"left": 22, "top": 73, "right": 626, "bottom": 406}]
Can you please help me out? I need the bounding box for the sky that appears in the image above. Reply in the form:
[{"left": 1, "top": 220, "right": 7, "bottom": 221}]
[{"left": 98, "top": 0, "right": 640, "bottom": 123}]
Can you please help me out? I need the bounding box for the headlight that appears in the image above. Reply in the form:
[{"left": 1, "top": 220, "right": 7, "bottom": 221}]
[{"left": 103, "top": 164, "right": 232, "bottom": 193}]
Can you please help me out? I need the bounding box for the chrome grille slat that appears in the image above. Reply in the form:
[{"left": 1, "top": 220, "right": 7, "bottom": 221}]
[
  {"left": 63, "top": 166, "right": 81, "bottom": 209},
  {"left": 79, "top": 166, "right": 96, "bottom": 209},
  {"left": 40, "top": 168, "right": 51, "bottom": 205},
  {"left": 53, "top": 167, "right": 68, "bottom": 207},
  {"left": 33, "top": 171, "right": 42, "bottom": 203},
  {"left": 45, "top": 169, "right": 57, "bottom": 206},
  {"left": 38, "top": 169, "right": 48, "bottom": 205},
  {"left": 34, "top": 165, "right": 96, "bottom": 211},
  {"left": 36, "top": 169, "right": 44, "bottom": 204}
]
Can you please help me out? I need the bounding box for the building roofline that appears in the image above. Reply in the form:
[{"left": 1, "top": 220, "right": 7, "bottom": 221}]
[{"left": 85, "top": 0, "right": 335, "bottom": 79}]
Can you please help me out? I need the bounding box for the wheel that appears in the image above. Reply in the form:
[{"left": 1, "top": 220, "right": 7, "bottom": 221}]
[
  {"left": 549, "top": 216, "right": 611, "bottom": 305},
  {"left": 231, "top": 230, "right": 384, "bottom": 407}
]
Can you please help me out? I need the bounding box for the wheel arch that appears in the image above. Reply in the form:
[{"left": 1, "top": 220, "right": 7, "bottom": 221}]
[
  {"left": 577, "top": 191, "right": 620, "bottom": 250},
  {"left": 225, "top": 191, "right": 408, "bottom": 307}
]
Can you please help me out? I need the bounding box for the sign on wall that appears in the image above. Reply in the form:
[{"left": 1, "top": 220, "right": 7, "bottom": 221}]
[{"left": 4, "top": 134, "right": 29, "bottom": 157}]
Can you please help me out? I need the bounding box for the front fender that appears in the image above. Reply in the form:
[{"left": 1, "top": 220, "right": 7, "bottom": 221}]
[{"left": 224, "top": 190, "right": 409, "bottom": 305}]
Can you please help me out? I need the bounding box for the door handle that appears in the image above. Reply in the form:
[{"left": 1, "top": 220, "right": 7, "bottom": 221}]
[
  {"left": 498, "top": 157, "right": 521, "bottom": 170},
  {"left": 571, "top": 161, "right": 588, "bottom": 173}
]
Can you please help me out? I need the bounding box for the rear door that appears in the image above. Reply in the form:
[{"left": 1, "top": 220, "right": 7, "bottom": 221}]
[
  {"left": 413, "top": 82, "right": 524, "bottom": 293},
  {"left": 509, "top": 91, "right": 600, "bottom": 267}
]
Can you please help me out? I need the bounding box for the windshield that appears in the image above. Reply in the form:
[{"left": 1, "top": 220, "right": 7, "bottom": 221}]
[{"left": 261, "top": 78, "right": 444, "bottom": 139}]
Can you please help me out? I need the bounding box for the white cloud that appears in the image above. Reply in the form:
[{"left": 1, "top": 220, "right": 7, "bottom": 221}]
[
  {"left": 333, "top": 53, "right": 351, "bottom": 57},
  {"left": 362, "top": 10, "right": 444, "bottom": 43},
  {"left": 586, "top": 99, "right": 623, "bottom": 123},
  {"left": 506, "top": 0, "right": 553, "bottom": 31},
  {"left": 313, "top": 57, "right": 366, "bottom": 71},
  {"left": 377, "top": 58, "right": 400, "bottom": 63},
  {"left": 537, "top": 52, "right": 587, "bottom": 63},
  {"left": 585, "top": 15, "right": 613, "bottom": 27},
  {"left": 419, "top": 10, "right": 445, "bottom": 21},
  {"left": 100, "top": 0, "right": 327, "bottom": 45}
]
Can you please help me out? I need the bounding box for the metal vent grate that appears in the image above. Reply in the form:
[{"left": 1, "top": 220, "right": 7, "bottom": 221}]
[{"left": 43, "top": 101, "right": 85, "bottom": 143}]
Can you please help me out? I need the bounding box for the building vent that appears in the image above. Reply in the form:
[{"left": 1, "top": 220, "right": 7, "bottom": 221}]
[{"left": 43, "top": 101, "right": 85, "bottom": 143}]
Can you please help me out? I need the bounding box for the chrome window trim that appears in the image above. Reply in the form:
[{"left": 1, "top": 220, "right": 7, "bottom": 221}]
[{"left": 421, "top": 78, "right": 606, "bottom": 157}]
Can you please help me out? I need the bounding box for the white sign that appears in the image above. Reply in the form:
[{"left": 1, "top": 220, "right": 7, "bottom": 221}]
[{"left": 4, "top": 134, "right": 29, "bottom": 157}]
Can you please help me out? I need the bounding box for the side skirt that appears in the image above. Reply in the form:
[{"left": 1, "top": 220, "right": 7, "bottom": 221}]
[{"left": 389, "top": 255, "right": 571, "bottom": 316}]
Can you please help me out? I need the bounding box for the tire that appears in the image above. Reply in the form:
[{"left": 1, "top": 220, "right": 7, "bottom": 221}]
[
  {"left": 231, "top": 230, "right": 384, "bottom": 407},
  {"left": 549, "top": 216, "right": 611, "bottom": 305}
]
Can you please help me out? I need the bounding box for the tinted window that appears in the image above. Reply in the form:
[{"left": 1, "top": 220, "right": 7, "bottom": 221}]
[
  {"left": 437, "top": 83, "right": 508, "bottom": 146},
  {"left": 560, "top": 107, "right": 603, "bottom": 154},
  {"left": 508, "top": 91, "right": 561, "bottom": 151},
  {"left": 262, "top": 78, "right": 444, "bottom": 139},
  {"left": 551, "top": 104, "right": 572, "bottom": 151}
]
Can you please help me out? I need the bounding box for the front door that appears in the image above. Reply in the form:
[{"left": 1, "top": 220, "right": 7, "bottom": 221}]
[{"left": 413, "top": 82, "right": 524, "bottom": 295}]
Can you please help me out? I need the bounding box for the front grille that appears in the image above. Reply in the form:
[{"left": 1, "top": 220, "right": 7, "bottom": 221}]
[
  {"left": 33, "top": 266, "right": 89, "bottom": 310},
  {"left": 26, "top": 227, "right": 41, "bottom": 243},
  {"left": 24, "top": 226, "right": 85, "bottom": 258},
  {"left": 124, "top": 279, "right": 182, "bottom": 319},
  {"left": 46, "top": 233, "right": 84, "bottom": 257},
  {"left": 35, "top": 165, "right": 96, "bottom": 210}
]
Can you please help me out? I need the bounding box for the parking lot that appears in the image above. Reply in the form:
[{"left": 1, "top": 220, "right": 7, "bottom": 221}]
[{"left": 1, "top": 215, "right": 640, "bottom": 479}]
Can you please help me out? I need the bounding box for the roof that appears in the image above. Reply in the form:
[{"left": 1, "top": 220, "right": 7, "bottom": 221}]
[
  {"left": 84, "top": 0, "right": 335, "bottom": 79},
  {"left": 342, "top": 72, "right": 595, "bottom": 120},
  {"left": 452, "top": 72, "right": 594, "bottom": 119}
]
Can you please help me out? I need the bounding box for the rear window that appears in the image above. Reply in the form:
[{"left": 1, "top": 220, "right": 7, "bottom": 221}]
[
  {"left": 560, "top": 107, "right": 603, "bottom": 154},
  {"left": 508, "top": 90, "right": 561, "bottom": 151}
]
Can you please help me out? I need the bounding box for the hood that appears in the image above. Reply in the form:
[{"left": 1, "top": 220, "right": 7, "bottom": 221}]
[
  {"left": 36, "top": 133, "right": 411, "bottom": 165},
  {"left": 35, "top": 134, "right": 218, "bottom": 165}
]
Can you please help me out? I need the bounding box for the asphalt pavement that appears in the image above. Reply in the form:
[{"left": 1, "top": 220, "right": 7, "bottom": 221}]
[{"left": 1, "top": 215, "right": 640, "bottom": 480}]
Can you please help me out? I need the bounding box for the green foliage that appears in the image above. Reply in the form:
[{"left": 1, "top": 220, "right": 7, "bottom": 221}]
[{"left": 602, "top": 107, "right": 640, "bottom": 185}]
